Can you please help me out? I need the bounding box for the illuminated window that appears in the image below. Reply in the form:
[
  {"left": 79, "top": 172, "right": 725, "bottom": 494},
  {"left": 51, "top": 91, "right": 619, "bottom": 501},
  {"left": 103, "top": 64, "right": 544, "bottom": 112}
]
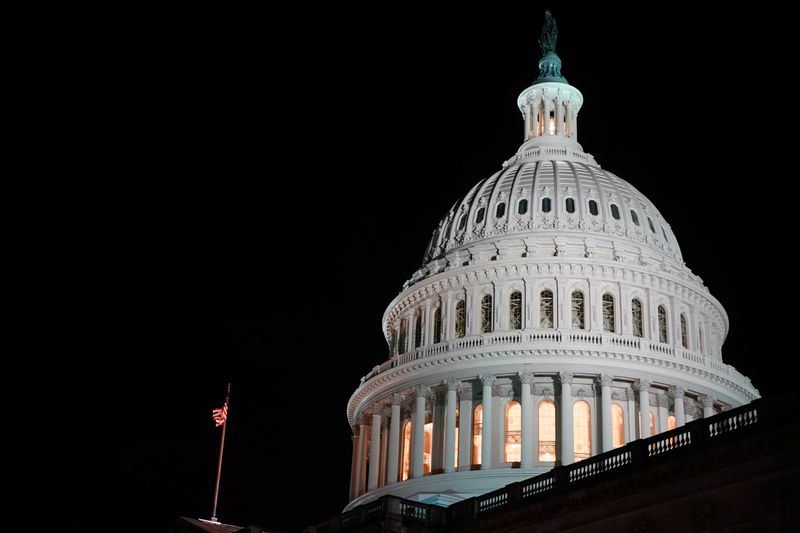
[
  {"left": 648, "top": 217, "right": 656, "bottom": 233},
  {"left": 571, "top": 290, "right": 585, "bottom": 329},
  {"left": 476, "top": 207, "right": 485, "bottom": 224},
  {"left": 538, "top": 400, "right": 556, "bottom": 461},
  {"left": 573, "top": 400, "right": 591, "bottom": 461},
  {"left": 565, "top": 197, "right": 575, "bottom": 213},
  {"left": 667, "top": 415, "right": 676, "bottom": 431},
  {"left": 610, "top": 204, "right": 620, "bottom": 220},
  {"left": 540, "top": 289, "right": 554, "bottom": 328},
  {"left": 401, "top": 421, "right": 411, "bottom": 480},
  {"left": 680, "top": 314, "right": 688, "bottom": 349},
  {"left": 454, "top": 408, "right": 459, "bottom": 469},
  {"left": 509, "top": 291, "right": 522, "bottom": 330},
  {"left": 611, "top": 404, "right": 625, "bottom": 448},
  {"left": 398, "top": 320, "right": 407, "bottom": 354},
  {"left": 433, "top": 307, "right": 442, "bottom": 344},
  {"left": 548, "top": 110, "right": 556, "bottom": 135},
  {"left": 632, "top": 298, "right": 644, "bottom": 338},
  {"left": 455, "top": 300, "right": 466, "bottom": 338},
  {"left": 472, "top": 404, "right": 483, "bottom": 465},
  {"left": 589, "top": 199, "right": 599, "bottom": 216},
  {"left": 505, "top": 401, "right": 521, "bottom": 463},
  {"left": 630, "top": 210, "right": 640, "bottom": 226},
  {"left": 541, "top": 197, "right": 552, "bottom": 213},
  {"left": 414, "top": 313, "right": 423, "bottom": 348},
  {"left": 658, "top": 305, "right": 668, "bottom": 343},
  {"left": 496, "top": 202, "right": 506, "bottom": 219},
  {"left": 481, "top": 294, "right": 493, "bottom": 333},
  {"left": 602, "top": 293, "right": 615, "bottom": 333},
  {"left": 518, "top": 199, "right": 528, "bottom": 215},
  {"left": 649, "top": 411, "right": 655, "bottom": 435},
  {"left": 423, "top": 421, "right": 433, "bottom": 474}
]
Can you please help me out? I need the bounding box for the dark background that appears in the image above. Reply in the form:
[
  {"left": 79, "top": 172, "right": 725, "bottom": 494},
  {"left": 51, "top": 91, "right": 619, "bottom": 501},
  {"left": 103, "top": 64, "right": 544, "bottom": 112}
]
[{"left": 7, "top": 2, "right": 796, "bottom": 532}]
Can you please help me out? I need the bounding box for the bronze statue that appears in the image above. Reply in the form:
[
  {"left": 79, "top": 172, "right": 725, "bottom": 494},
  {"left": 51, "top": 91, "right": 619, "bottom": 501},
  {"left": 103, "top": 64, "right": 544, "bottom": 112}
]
[{"left": 538, "top": 11, "right": 558, "bottom": 55}]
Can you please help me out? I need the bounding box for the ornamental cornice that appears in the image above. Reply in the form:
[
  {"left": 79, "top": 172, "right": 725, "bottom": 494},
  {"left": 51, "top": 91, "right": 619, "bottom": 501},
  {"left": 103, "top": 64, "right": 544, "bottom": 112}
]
[{"left": 346, "top": 346, "right": 757, "bottom": 425}]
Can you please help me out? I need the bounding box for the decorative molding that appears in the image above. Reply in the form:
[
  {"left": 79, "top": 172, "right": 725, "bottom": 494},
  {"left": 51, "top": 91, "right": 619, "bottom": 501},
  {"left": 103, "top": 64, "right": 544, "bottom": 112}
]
[
  {"left": 599, "top": 374, "right": 613, "bottom": 387},
  {"left": 444, "top": 377, "right": 460, "bottom": 391},
  {"left": 518, "top": 371, "right": 536, "bottom": 385},
  {"left": 558, "top": 371, "right": 574, "bottom": 385},
  {"left": 415, "top": 384, "right": 430, "bottom": 398},
  {"left": 391, "top": 393, "right": 404, "bottom": 406},
  {"left": 479, "top": 374, "right": 497, "bottom": 387}
]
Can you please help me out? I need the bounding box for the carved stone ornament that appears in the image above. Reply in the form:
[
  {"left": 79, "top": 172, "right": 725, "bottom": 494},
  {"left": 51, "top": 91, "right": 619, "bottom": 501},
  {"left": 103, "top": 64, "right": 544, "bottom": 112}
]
[
  {"left": 518, "top": 371, "right": 536, "bottom": 385},
  {"left": 599, "top": 374, "right": 613, "bottom": 387},
  {"left": 415, "top": 384, "right": 430, "bottom": 398}
]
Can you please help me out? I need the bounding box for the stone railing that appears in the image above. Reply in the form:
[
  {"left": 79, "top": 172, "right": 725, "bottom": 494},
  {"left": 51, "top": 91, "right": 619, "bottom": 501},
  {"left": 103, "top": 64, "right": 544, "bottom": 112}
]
[
  {"left": 360, "top": 330, "right": 741, "bottom": 387},
  {"left": 314, "top": 400, "right": 765, "bottom": 532}
]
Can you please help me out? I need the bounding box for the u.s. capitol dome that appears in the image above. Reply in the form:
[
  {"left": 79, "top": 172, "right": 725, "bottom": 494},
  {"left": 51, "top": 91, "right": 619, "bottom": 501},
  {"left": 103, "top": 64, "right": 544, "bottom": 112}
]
[{"left": 344, "top": 12, "right": 758, "bottom": 509}]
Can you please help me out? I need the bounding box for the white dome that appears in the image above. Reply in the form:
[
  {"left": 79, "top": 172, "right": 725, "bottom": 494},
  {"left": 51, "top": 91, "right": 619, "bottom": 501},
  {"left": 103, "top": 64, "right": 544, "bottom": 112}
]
[{"left": 343, "top": 12, "right": 757, "bottom": 512}]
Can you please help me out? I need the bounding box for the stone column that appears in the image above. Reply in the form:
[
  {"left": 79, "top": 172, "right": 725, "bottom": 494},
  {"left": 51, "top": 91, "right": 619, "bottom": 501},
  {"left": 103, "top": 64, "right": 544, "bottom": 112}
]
[
  {"left": 600, "top": 374, "right": 613, "bottom": 452},
  {"left": 349, "top": 429, "right": 359, "bottom": 500},
  {"left": 358, "top": 416, "right": 368, "bottom": 495},
  {"left": 412, "top": 384, "right": 429, "bottom": 478},
  {"left": 379, "top": 423, "right": 389, "bottom": 487},
  {"left": 386, "top": 393, "right": 402, "bottom": 483},
  {"left": 671, "top": 386, "right": 685, "bottom": 427},
  {"left": 519, "top": 372, "right": 535, "bottom": 467},
  {"left": 555, "top": 97, "right": 564, "bottom": 135},
  {"left": 701, "top": 395, "right": 715, "bottom": 418},
  {"left": 368, "top": 405, "right": 382, "bottom": 490},
  {"left": 559, "top": 371, "right": 574, "bottom": 465},
  {"left": 480, "top": 375, "right": 496, "bottom": 469},
  {"left": 657, "top": 393, "right": 669, "bottom": 435},
  {"left": 431, "top": 392, "right": 445, "bottom": 471},
  {"left": 638, "top": 379, "right": 651, "bottom": 439},
  {"left": 524, "top": 103, "right": 531, "bottom": 139},
  {"left": 444, "top": 379, "right": 459, "bottom": 473},
  {"left": 533, "top": 98, "right": 542, "bottom": 136},
  {"left": 457, "top": 383, "right": 473, "bottom": 470}
]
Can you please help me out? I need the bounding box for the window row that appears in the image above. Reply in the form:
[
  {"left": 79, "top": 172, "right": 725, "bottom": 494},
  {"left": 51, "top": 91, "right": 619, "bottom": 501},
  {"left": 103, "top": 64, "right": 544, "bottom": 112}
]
[
  {"left": 452, "top": 198, "right": 668, "bottom": 240},
  {"left": 393, "top": 291, "right": 701, "bottom": 353}
]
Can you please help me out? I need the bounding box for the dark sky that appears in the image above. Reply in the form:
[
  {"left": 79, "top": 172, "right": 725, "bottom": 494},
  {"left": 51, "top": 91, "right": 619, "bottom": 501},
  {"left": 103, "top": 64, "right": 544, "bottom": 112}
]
[{"left": 8, "top": 2, "right": 797, "bottom": 532}]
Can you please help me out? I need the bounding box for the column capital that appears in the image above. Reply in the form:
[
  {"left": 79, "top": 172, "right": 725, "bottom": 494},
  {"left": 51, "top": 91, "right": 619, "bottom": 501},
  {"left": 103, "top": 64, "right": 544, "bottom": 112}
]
[
  {"left": 635, "top": 378, "right": 652, "bottom": 391},
  {"left": 444, "top": 377, "right": 460, "bottom": 391},
  {"left": 669, "top": 385, "right": 685, "bottom": 399},
  {"left": 479, "top": 374, "right": 496, "bottom": 387},
  {"left": 372, "top": 402, "right": 383, "bottom": 415},
  {"left": 558, "top": 371, "right": 574, "bottom": 385},
  {"left": 457, "top": 383, "right": 473, "bottom": 400},
  {"left": 414, "top": 384, "right": 430, "bottom": 398},
  {"left": 700, "top": 394, "right": 715, "bottom": 408},
  {"left": 518, "top": 371, "right": 536, "bottom": 385},
  {"left": 391, "top": 393, "right": 405, "bottom": 406},
  {"left": 657, "top": 393, "right": 669, "bottom": 408},
  {"left": 360, "top": 413, "right": 370, "bottom": 426},
  {"left": 599, "top": 374, "right": 613, "bottom": 387}
]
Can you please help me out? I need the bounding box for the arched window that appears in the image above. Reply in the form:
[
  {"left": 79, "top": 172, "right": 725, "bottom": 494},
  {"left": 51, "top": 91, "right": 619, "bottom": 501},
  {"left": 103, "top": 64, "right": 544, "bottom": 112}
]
[
  {"left": 648, "top": 217, "right": 656, "bottom": 233},
  {"left": 667, "top": 415, "right": 676, "bottom": 431},
  {"left": 509, "top": 291, "right": 522, "bottom": 330},
  {"left": 589, "top": 199, "right": 599, "bottom": 216},
  {"left": 398, "top": 319, "right": 407, "bottom": 354},
  {"left": 541, "top": 197, "right": 552, "bottom": 213},
  {"left": 401, "top": 421, "right": 411, "bottom": 480},
  {"left": 680, "top": 314, "right": 688, "bottom": 349},
  {"left": 540, "top": 289, "right": 554, "bottom": 328},
  {"left": 480, "top": 294, "right": 493, "bottom": 333},
  {"left": 611, "top": 404, "right": 625, "bottom": 448},
  {"left": 518, "top": 199, "right": 528, "bottom": 215},
  {"left": 602, "top": 293, "right": 615, "bottom": 333},
  {"left": 505, "top": 401, "right": 521, "bottom": 463},
  {"left": 476, "top": 207, "right": 485, "bottom": 224},
  {"left": 433, "top": 307, "right": 442, "bottom": 344},
  {"left": 565, "top": 197, "right": 576, "bottom": 213},
  {"left": 423, "top": 420, "right": 433, "bottom": 474},
  {"left": 495, "top": 202, "right": 506, "bottom": 219},
  {"left": 573, "top": 400, "right": 591, "bottom": 461},
  {"left": 632, "top": 298, "right": 644, "bottom": 338},
  {"left": 658, "top": 305, "right": 668, "bottom": 343},
  {"left": 414, "top": 313, "right": 423, "bottom": 348},
  {"left": 458, "top": 215, "right": 467, "bottom": 230},
  {"left": 472, "top": 404, "right": 483, "bottom": 465},
  {"left": 571, "top": 290, "right": 585, "bottom": 329},
  {"left": 610, "top": 204, "right": 620, "bottom": 220},
  {"left": 630, "top": 210, "right": 640, "bottom": 226},
  {"left": 455, "top": 300, "right": 466, "bottom": 338},
  {"left": 538, "top": 400, "right": 556, "bottom": 461},
  {"left": 698, "top": 324, "right": 704, "bottom": 353}
]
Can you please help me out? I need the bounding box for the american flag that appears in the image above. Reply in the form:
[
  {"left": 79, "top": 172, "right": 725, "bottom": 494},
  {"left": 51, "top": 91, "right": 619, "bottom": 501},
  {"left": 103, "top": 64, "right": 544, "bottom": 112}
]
[{"left": 212, "top": 402, "right": 228, "bottom": 427}]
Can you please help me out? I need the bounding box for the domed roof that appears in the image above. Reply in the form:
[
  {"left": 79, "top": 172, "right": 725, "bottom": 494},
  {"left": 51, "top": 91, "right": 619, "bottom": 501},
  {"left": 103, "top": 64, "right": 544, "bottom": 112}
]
[{"left": 423, "top": 159, "right": 682, "bottom": 266}]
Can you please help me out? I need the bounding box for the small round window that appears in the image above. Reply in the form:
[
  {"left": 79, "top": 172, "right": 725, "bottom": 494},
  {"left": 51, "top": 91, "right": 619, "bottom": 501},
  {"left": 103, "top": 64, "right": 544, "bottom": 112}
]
[
  {"left": 630, "top": 210, "right": 639, "bottom": 226},
  {"left": 518, "top": 199, "right": 528, "bottom": 215},
  {"left": 565, "top": 198, "right": 575, "bottom": 213},
  {"left": 610, "top": 204, "right": 620, "bottom": 220},
  {"left": 476, "top": 207, "right": 485, "bottom": 224},
  {"left": 496, "top": 202, "right": 506, "bottom": 218},
  {"left": 541, "top": 197, "right": 552, "bottom": 213},
  {"left": 589, "top": 200, "right": 599, "bottom": 216}
]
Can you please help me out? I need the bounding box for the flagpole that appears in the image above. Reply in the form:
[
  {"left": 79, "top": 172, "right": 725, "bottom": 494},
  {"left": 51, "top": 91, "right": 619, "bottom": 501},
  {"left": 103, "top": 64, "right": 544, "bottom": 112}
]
[{"left": 211, "top": 382, "right": 231, "bottom": 523}]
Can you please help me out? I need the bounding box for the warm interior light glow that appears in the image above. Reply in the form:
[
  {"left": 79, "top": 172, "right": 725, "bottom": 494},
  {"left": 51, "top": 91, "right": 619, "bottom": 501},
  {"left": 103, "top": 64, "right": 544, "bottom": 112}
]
[
  {"left": 401, "top": 421, "right": 411, "bottom": 480},
  {"left": 505, "top": 401, "right": 521, "bottom": 463},
  {"left": 573, "top": 400, "right": 591, "bottom": 461},
  {"left": 472, "top": 404, "right": 483, "bottom": 465},
  {"left": 423, "top": 422, "right": 433, "bottom": 474},
  {"left": 612, "top": 404, "right": 625, "bottom": 448},
  {"left": 668, "top": 415, "right": 676, "bottom": 431},
  {"left": 538, "top": 400, "right": 556, "bottom": 461}
]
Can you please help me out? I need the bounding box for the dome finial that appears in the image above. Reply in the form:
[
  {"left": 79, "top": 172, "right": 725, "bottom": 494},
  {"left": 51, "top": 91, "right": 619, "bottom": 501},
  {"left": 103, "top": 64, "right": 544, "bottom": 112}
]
[{"left": 535, "top": 11, "right": 567, "bottom": 84}]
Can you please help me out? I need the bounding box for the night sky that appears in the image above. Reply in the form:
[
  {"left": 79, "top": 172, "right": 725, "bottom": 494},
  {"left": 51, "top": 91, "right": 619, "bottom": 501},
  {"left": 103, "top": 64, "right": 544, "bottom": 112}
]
[{"left": 9, "top": 3, "right": 797, "bottom": 532}]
